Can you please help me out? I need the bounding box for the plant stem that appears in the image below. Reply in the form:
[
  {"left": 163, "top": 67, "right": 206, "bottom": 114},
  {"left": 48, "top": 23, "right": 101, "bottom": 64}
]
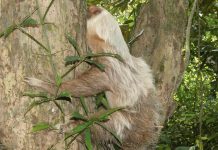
[
  {"left": 17, "top": 26, "right": 49, "bottom": 52},
  {"left": 61, "top": 61, "right": 84, "bottom": 78},
  {"left": 35, "top": 0, "right": 57, "bottom": 77},
  {"left": 42, "top": 0, "right": 55, "bottom": 21},
  {"left": 184, "top": 0, "right": 198, "bottom": 69}
]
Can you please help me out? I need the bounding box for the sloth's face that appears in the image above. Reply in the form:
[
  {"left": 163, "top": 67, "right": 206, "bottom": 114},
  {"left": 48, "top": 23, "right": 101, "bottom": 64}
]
[
  {"left": 86, "top": 6, "right": 105, "bottom": 53},
  {"left": 87, "top": 6, "right": 102, "bottom": 19},
  {"left": 87, "top": 6, "right": 124, "bottom": 54}
]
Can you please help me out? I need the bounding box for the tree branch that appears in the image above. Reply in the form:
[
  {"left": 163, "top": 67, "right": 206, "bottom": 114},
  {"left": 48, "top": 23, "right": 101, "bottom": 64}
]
[{"left": 184, "top": 0, "right": 198, "bottom": 69}]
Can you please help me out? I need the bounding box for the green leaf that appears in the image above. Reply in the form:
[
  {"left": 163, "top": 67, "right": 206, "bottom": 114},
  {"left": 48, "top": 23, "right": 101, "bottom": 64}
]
[
  {"left": 4, "top": 24, "right": 17, "bottom": 38},
  {"left": 95, "top": 92, "right": 110, "bottom": 109},
  {"left": 55, "top": 74, "right": 62, "bottom": 87},
  {"left": 20, "top": 18, "right": 38, "bottom": 27},
  {"left": 23, "top": 91, "right": 49, "bottom": 99},
  {"left": 65, "top": 121, "right": 92, "bottom": 140},
  {"left": 98, "top": 107, "right": 124, "bottom": 121},
  {"left": 32, "top": 122, "right": 53, "bottom": 133},
  {"left": 196, "top": 138, "right": 203, "bottom": 150},
  {"left": 85, "top": 128, "right": 93, "bottom": 150},
  {"left": 175, "top": 146, "right": 195, "bottom": 150},
  {"left": 113, "top": 143, "right": 122, "bottom": 150},
  {"left": 100, "top": 98, "right": 110, "bottom": 109},
  {"left": 72, "top": 122, "right": 92, "bottom": 134},
  {"left": 85, "top": 59, "right": 105, "bottom": 71},
  {"left": 70, "top": 111, "right": 87, "bottom": 121},
  {"left": 80, "top": 96, "right": 89, "bottom": 115},
  {"left": 64, "top": 56, "right": 83, "bottom": 66},
  {"left": 157, "top": 144, "right": 171, "bottom": 150},
  {"left": 208, "top": 133, "right": 218, "bottom": 141},
  {"left": 65, "top": 33, "right": 80, "bottom": 55},
  {"left": 56, "top": 91, "right": 72, "bottom": 102}
]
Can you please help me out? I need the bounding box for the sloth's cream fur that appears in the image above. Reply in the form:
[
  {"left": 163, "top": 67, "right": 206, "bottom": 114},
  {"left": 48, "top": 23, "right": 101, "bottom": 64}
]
[
  {"left": 87, "top": 6, "right": 155, "bottom": 108},
  {"left": 25, "top": 6, "right": 162, "bottom": 149}
]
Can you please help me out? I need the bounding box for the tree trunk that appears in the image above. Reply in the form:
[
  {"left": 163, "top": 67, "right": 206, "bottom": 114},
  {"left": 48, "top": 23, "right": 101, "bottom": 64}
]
[
  {"left": 0, "top": 0, "right": 188, "bottom": 149},
  {"left": 131, "top": 0, "right": 187, "bottom": 121},
  {"left": 0, "top": 0, "right": 86, "bottom": 149}
]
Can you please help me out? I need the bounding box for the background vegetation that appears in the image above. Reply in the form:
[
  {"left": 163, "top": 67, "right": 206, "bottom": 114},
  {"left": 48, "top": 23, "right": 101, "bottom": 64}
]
[{"left": 88, "top": 0, "right": 218, "bottom": 149}]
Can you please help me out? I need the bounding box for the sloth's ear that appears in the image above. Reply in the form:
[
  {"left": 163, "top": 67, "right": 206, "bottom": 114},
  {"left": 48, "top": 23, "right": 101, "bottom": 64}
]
[{"left": 87, "top": 6, "right": 102, "bottom": 19}]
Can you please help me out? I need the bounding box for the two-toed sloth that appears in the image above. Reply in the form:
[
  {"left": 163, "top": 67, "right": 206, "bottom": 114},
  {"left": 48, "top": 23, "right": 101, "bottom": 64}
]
[{"left": 25, "top": 6, "right": 163, "bottom": 150}]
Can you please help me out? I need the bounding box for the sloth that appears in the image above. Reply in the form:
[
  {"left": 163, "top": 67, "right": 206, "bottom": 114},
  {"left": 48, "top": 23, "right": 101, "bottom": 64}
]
[{"left": 25, "top": 6, "right": 163, "bottom": 150}]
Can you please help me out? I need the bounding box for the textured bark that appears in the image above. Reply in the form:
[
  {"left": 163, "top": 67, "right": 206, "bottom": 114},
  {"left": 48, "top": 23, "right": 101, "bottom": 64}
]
[
  {"left": 0, "top": 0, "right": 188, "bottom": 149},
  {"left": 0, "top": 0, "right": 86, "bottom": 149},
  {"left": 131, "top": 0, "right": 187, "bottom": 121}
]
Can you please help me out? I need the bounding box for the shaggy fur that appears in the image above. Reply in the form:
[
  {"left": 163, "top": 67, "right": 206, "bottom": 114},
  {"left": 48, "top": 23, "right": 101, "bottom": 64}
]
[{"left": 25, "top": 6, "right": 163, "bottom": 149}]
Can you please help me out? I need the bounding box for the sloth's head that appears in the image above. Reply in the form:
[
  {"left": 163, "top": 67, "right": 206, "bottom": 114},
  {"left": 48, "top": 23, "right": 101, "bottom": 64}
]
[{"left": 87, "top": 6, "right": 130, "bottom": 57}]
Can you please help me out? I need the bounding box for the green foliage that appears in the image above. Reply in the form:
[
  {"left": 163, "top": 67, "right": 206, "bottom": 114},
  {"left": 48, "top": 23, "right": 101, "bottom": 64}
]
[
  {"left": 31, "top": 122, "right": 55, "bottom": 133},
  {"left": 0, "top": 8, "right": 39, "bottom": 38},
  {"left": 88, "top": 0, "right": 148, "bottom": 41},
  {"left": 65, "top": 33, "right": 80, "bottom": 55},
  {"left": 85, "top": 128, "right": 93, "bottom": 150},
  {"left": 65, "top": 107, "right": 124, "bottom": 148},
  {"left": 55, "top": 74, "right": 62, "bottom": 87},
  {"left": 158, "top": 0, "right": 218, "bottom": 150},
  {"left": 64, "top": 56, "right": 83, "bottom": 66},
  {"left": 20, "top": 18, "right": 38, "bottom": 27},
  {"left": 64, "top": 52, "right": 123, "bottom": 74},
  {"left": 79, "top": 96, "right": 89, "bottom": 115},
  {"left": 71, "top": 111, "right": 87, "bottom": 121},
  {"left": 95, "top": 92, "right": 110, "bottom": 109},
  {"left": 56, "top": 91, "right": 72, "bottom": 102}
]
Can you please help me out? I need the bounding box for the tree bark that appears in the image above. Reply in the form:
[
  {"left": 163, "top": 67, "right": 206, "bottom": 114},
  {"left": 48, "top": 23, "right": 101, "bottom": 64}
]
[
  {"left": 0, "top": 0, "right": 86, "bottom": 149},
  {"left": 0, "top": 0, "right": 188, "bottom": 149},
  {"left": 131, "top": 0, "right": 187, "bottom": 121}
]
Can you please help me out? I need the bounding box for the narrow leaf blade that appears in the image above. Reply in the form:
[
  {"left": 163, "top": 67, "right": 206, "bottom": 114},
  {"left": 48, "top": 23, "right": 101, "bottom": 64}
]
[
  {"left": 56, "top": 91, "right": 72, "bottom": 102},
  {"left": 65, "top": 33, "right": 80, "bottom": 55},
  {"left": 85, "top": 59, "right": 105, "bottom": 71},
  {"left": 64, "top": 56, "right": 83, "bottom": 66},
  {"left": 55, "top": 74, "right": 62, "bottom": 87},
  {"left": 95, "top": 92, "right": 110, "bottom": 109},
  {"left": 85, "top": 128, "right": 93, "bottom": 150},
  {"left": 4, "top": 24, "right": 17, "bottom": 38},
  {"left": 32, "top": 122, "right": 53, "bottom": 133},
  {"left": 23, "top": 91, "right": 49, "bottom": 99},
  {"left": 20, "top": 18, "right": 38, "bottom": 27},
  {"left": 80, "top": 96, "right": 89, "bottom": 115},
  {"left": 98, "top": 107, "right": 124, "bottom": 121},
  {"left": 71, "top": 111, "right": 87, "bottom": 121},
  {"left": 65, "top": 121, "right": 92, "bottom": 140}
]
